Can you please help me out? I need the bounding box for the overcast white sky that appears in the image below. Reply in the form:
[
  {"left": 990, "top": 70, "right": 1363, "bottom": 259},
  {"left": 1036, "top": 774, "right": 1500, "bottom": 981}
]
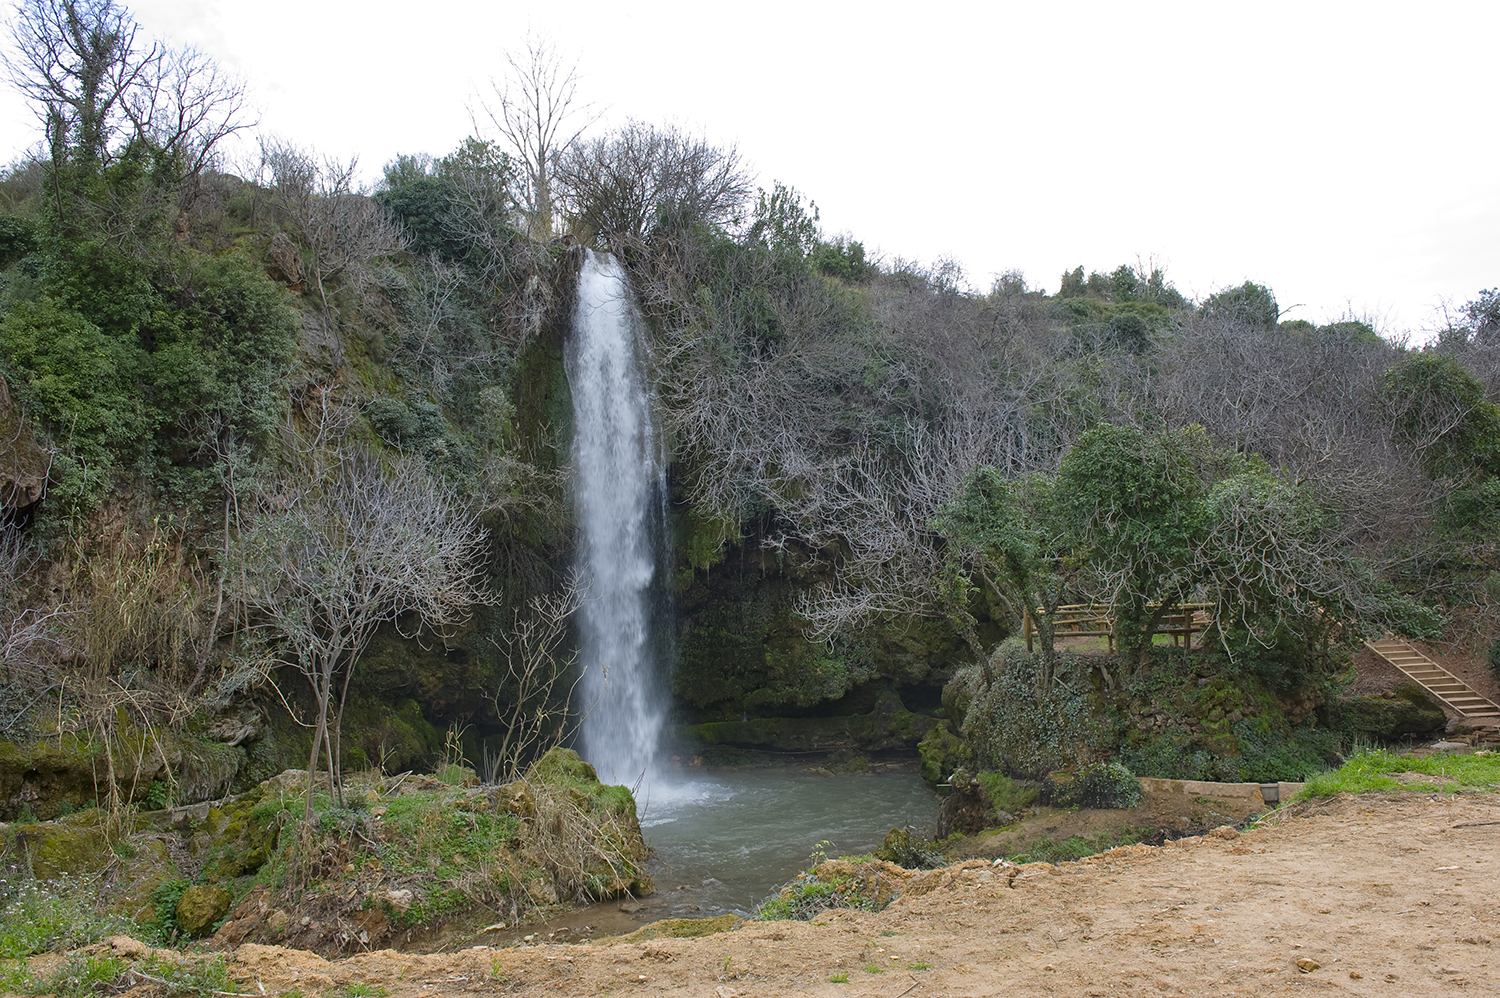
[{"left": 3, "top": 0, "right": 1495, "bottom": 338}]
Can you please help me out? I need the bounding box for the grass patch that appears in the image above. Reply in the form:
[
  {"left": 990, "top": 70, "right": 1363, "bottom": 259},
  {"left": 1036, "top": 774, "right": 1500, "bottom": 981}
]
[
  {"left": 137, "top": 955, "right": 242, "bottom": 997},
  {"left": 829, "top": 972, "right": 849, "bottom": 983},
  {"left": 1296, "top": 749, "right": 1500, "bottom": 800},
  {"left": 976, "top": 771, "right": 1039, "bottom": 815},
  {"left": 0, "top": 876, "right": 130, "bottom": 958},
  {"left": 341, "top": 984, "right": 389, "bottom": 998},
  {"left": 863, "top": 963, "right": 885, "bottom": 974},
  {"left": 1006, "top": 826, "right": 1149, "bottom": 864}
]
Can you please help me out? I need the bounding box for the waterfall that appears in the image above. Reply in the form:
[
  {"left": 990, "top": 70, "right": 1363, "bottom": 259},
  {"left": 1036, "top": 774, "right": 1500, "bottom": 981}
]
[{"left": 567, "top": 250, "right": 668, "bottom": 790}]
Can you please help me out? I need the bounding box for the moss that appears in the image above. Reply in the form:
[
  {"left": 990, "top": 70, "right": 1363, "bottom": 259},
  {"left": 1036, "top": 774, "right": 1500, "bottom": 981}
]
[
  {"left": 191, "top": 786, "right": 281, "bottom": 881},
  {"left": 918, "top": 720, "right": 967, "bottom": 785},
  {"left": 0, "top": 736, "right": 104, "bottom": 821},
  {"left": 511, "top": 318, "right": 572, "bottom": 477},
  {"left": 525, "top": 746, "right": 598, "bottom": 784},
  {"left": 0, "top": 727, "right": 243, "bottom": 820},
  {"left": 174, "top": 884, "right": 231, "bottom": 937},
  {"left": 10, "top": 809, "right": 111, "bottom": 878},
  {"left": 620, "top": 914, "right": 740, "bottom": 942},
  {"left": 1324, "top": 682, "right": 1447, "bottom": 738}
]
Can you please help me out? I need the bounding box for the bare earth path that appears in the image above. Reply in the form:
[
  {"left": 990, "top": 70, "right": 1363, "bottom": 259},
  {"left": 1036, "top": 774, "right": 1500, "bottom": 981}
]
[{"left": 190, "top": 793, "right": 1500, "bottom": 998}]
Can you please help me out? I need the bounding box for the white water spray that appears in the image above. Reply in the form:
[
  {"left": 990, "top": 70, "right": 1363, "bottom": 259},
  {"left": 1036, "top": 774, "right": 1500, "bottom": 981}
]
[{"left": 567, "top": 250, "right": 667, "bottom": 789}]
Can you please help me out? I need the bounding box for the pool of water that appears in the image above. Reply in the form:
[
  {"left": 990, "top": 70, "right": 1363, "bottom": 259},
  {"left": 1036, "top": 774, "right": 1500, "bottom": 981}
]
[
  {"left": 490, "top": 764, "right": 940, "bottom": 944},
  {"left": 639, "top": 765, "right": 940, "bottom": 915}
]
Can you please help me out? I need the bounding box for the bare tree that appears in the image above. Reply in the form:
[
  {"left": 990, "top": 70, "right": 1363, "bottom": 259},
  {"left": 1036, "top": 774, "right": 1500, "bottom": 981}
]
[
  {"left": 234, "top": 452, "right": 494, "bottom": 818},
  {"left": 556, "top": 121, "right": 750, "bottom": 246},
  {"left": 4, "top": 0, "right": 247, "bottom": 203},
  {"left": 257, "top": 138, "right": 406, "bottom": 317},
  {"left": 483, "top": 579, "right": 585, "bottom": 784},
  {"left": 127, "top": 44, "right": 248, "bottom": 185},
  {"left": 476, "top": 36, "right": 598, "bottom": 241}
]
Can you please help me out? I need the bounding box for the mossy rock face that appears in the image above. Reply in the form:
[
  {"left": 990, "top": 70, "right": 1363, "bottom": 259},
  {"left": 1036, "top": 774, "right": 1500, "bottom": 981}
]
[
  {"left": 190, "top": 786, "right": 281, "bottom": 881},
  {"left": 9, "top": 809, "right": 111, "bottom": 878},
  {"left": 0, "top": 736, "right": 106, "bottom": 820},
  {"left": 252, "top": 690, "right": 445, "bottom": 785},
  {"left": 1327, "top": 682, "right": 1448, "bottom": 737},
  {"left": 918, "top": 720, "right": 968, "bottom": 785},
  {"left": 0, "top": 730, "right": 243, "bottom": 819},
  {"left": 684, "top": 693, "right": 936, "bottom": 755},
  {"left": 176, "top": 883, "right": 231, "bottom": 937},
  {"left": 672, "top": 532, "right": 971, "bottom": 717}
]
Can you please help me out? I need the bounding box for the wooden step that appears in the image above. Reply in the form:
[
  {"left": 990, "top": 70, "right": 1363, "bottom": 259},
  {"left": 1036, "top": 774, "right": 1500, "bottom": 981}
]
[{"left": 1364, "top": 637, "right": 1500, "bottom": 721}]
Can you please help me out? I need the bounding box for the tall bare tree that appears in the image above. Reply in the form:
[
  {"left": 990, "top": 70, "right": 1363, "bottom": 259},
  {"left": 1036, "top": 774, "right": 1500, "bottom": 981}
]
[
  {"left": 556, "top": 121, "right": 749, "bottom": 246},
  {"left": 234, "top": 452, "right": 494, "bottom": 818},
  {"left": 4, "top": 0, "right": 247, "bottom": 195},
  {"left": 476, "top": 36, "right": 597, "bottom": 241}
]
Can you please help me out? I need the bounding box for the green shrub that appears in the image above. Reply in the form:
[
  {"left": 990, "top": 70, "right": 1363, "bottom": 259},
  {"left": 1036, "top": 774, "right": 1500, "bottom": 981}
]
[
  {"left": 757, "top": 870, "right": 879, "bottom": 921},
  {"left": 1045, "top": 762, "right": 1143, "bottom": 809},
  {"left": 875, "top": 827, "right": 944, "bottom": 869},
  {"left": 975, "top": 771, "right": 1038, "bottom": 815}
]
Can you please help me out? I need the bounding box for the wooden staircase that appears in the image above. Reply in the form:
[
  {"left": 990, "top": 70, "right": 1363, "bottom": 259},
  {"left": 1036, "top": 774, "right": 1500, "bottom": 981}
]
[{"left": 1365, "top": 638, "right": 1500, "bottom": 724}]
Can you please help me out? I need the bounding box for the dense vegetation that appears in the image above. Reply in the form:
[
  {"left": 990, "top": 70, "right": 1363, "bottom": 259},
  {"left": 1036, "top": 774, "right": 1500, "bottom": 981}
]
[{"left": 1, "top": 0, "right": 1498, "bottom": 833}]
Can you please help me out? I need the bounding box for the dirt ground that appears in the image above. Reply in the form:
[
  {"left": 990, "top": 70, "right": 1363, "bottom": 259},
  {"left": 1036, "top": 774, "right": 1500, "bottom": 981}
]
[{"left": 73, "top": 791, "right": 1500, "bottom": 997}]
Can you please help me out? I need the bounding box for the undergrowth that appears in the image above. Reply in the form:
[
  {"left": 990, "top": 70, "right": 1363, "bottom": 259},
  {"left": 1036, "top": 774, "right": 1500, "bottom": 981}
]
[
  {"left": 1005, "top": 826, "right": 1150, "bottom": 864},
  {"left": 758, "top": 841, "right": 891, "bottom": 921},
  {"left": 0, "top": 875, "right": 129, "bottom": 958}
]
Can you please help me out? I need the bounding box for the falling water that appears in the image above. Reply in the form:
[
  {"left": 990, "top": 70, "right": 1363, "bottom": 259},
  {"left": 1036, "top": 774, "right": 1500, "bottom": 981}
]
[{"left": 567, "top": 250, "right": 668, "bottom": 790}]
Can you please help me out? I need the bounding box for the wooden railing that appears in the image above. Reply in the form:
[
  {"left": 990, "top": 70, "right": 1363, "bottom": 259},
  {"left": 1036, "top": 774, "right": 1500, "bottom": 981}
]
[{"left": 1023, "top": 602, "right": 1214, "bottom": 652}]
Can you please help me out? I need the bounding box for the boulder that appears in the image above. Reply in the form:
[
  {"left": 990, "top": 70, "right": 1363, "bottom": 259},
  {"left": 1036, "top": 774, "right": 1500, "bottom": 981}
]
[
  {"left": 176, "top": 884, "right": 231, "bottom": 937},
  {"left": 1328, "top": 682, "right": 1448, "bottom": 738}
]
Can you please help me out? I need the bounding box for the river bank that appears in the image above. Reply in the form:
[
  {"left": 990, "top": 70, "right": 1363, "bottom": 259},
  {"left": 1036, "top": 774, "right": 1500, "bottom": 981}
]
[{"left": 51, "top": 791, "right": 1497, "bottom": 996}]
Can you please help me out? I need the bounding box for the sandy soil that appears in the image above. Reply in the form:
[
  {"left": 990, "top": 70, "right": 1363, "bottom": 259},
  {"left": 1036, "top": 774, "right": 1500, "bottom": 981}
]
[{"left": 73, "top": 791, "right": 1498, "bottom": 998}]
